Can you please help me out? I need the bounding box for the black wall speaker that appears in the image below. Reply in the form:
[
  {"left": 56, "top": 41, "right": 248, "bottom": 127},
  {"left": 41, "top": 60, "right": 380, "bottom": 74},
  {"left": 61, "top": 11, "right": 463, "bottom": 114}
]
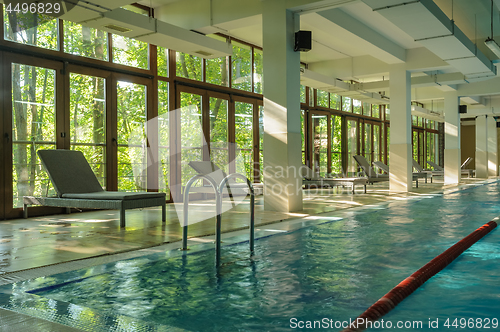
[
  {"left": 459, "top": 105, "right": 467, "bottom": 113},
  {"left": 496, "top": 121, "right": 500, "bottom": 128},
  {"left": 294, "top": 31, "right": 312, "bottom": 52}
]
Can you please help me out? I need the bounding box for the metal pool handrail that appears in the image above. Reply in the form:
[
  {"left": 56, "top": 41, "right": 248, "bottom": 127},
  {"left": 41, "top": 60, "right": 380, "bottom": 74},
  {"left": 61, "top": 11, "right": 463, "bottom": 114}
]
[
  {"left": 182, "top": 174, "right": 220, "bottom": 251},
  {"left": 182, "top": 173, "right": 255, "bottom": 266},
  {"left": 217, "top": 173, "right": 255, "bottom": 266}
]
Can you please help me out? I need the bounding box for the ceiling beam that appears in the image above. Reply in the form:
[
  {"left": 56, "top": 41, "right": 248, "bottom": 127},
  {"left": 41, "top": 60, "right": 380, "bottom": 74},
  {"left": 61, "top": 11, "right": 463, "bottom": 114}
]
[{"left": 316, "top": 8, "right": 405, "bottom": 63}]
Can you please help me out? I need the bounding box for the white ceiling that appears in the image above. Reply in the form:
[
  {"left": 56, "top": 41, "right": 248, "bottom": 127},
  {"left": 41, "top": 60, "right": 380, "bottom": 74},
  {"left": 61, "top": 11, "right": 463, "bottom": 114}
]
[{"left": 141, "top": 0, "right": 500, "bottom": 115}]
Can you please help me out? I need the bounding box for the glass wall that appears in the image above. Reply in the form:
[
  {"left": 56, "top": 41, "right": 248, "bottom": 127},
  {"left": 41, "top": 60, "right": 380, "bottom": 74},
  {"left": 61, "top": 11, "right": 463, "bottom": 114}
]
[
  {"left": 11, "top": 64, "right": 56, "bottom": 207},
  {"left": 69, "top": 73, "right": 106, "bottom": 188}
]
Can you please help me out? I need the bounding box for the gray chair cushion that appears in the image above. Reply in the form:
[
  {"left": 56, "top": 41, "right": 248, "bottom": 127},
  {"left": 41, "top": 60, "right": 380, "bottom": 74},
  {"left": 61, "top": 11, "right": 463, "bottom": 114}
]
[
  {"left": 38, "top": 150, "right": 104, "bottom": 196},
  {"left": 62, "top": 191, "right": 166, "bottom": 200}
]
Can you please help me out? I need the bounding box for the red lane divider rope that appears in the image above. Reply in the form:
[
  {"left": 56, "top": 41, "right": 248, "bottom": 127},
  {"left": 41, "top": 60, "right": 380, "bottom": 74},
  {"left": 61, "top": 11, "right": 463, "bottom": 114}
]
[{"left": 342, "top": 220, "right": 498, "bottom": 332}]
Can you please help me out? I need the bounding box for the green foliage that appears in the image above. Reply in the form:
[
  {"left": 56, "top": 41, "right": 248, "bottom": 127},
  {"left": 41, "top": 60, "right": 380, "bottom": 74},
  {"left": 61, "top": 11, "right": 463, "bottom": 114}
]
[
  {"left": 232, "top": 42, "right": 252, "bottom": 92},
  {"left": 180, "top": 93, "right": 203, "bottom": 185},
  {"left": 176, "top": 52, "right": 202, "bottom": 81},
  {"left": 69, "top": 73, "right": 106, "bottom": 187},
  {"left": 4, "top": 10, "right": 58, "bottom": 49},
  {"left": 206, "top": 57, "right": 228, "bottom": 86},
  {"left": 117, "top": 81, "right": 147, "bottom": 191},
  {"left": 157, "top": 47, "right": 169, "bottom": 77},
  {"left": 316, "top": 90, "right": 328, "bottom": 108},
  {"left": 313, "top": 115, "right": 328, "bottom": 176},
  {"left": 12, "top": 64, "right": 56, "bottom": 207},
  {"left": 300, "top": 85, "right": 306, "bottom": 104},
  {"left": 330, "top": 94, "right": 340, "bottom": 110},
  {"left": 353, "top": 99, "right": 362, "bottom": 114},
  {"left": 64, "top": 22, "right": 108, "bottom": 60},
  {"left": 235, "top": 102, "right": 253, "bottom": 180},
  {"left": 342, "top": 97, "right": 352, "bottom": 112},
  {"left": 113, "top": 35, "right": 149, "bottom": 69},
  {"left": 253, "top": 49, "right": 263, "bottom": 93}
]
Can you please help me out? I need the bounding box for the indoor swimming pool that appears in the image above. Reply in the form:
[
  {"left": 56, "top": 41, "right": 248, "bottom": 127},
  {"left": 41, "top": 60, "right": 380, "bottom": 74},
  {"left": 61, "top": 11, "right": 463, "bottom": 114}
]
[{"left": 1, "top": 182, "right": 500, "bottom": 331}]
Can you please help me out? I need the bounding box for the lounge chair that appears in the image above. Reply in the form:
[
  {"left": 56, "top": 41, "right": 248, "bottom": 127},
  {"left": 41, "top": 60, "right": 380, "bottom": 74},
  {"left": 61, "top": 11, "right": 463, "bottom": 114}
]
[
  {"left": 352, "top": 155, "right": 388, "bottom": 184},
  {"left": 427, "top": 159, "right": 474, "bottom": 177},
  {"left": 354, "top": 155, "right": 421, "bottom": 187},
  {"left": 374, "top": 159, "right": 429, "bottom": 186},
  {"left": 23, "top": 149, "right": 166, "bottom": 228},
  {"left": 300, "top": 164, "right": 368, "bottom": 193},
  {"left": 412, "top": 160, "right": 439, "bottom": 182},
  {"left": 188, "top": 161, "right": 263, "bottom": 196},
  {"left": 427, "top": 160, "right": 443, "bottom": 171}
]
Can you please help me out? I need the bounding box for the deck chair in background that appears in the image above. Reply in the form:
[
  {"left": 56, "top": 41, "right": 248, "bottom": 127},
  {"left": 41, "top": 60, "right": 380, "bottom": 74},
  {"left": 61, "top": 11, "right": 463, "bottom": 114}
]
[
  {"left": 427, "top": 160, "right": 443, "bottom": 171},
  {"left": 23, "top": 149, "right": 166, "bottom": 228},
  {"left": 412, "top": 160, "right": 440, "bottom": 182},
  {"left": 300, "top": 164, "right": 367, "bottom": 193},
  {"left": 369, "top": 158, "right": 425, "bottom": 187},
  {"left": 461, "top": 157, "right": 474, "bottom": 177},
  {"left": 188, "top": 161, "right": 263, "bottom": 196},
  {"left": 427, "top": 158, "right": 474, "bottom": 177},
  {"left": 353, "top": 155, "right": 389, "bottom": 184}
]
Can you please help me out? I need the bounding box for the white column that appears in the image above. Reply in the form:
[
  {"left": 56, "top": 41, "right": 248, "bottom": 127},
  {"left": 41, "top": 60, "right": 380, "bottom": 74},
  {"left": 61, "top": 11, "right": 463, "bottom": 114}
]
[
  {"left": 444, "top": 92, "right": 461, "bottom": 184},
  {"left": 262, "top": 0, "right": 303, "bottom": 212},
  {"left": 389, "top": 64, "right": 412, "bottom": 191},
  {"left": 487, "top": 116, "right": 498, "bottom": 176},
  {"left": 476, "top": 115, "right": 488, "bottom": 178}
]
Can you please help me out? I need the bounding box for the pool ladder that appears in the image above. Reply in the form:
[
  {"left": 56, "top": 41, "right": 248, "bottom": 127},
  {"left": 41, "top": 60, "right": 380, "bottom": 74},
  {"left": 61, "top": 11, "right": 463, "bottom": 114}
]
[{"left": 182, "top": 173, "right": 255, "bottom": 266}]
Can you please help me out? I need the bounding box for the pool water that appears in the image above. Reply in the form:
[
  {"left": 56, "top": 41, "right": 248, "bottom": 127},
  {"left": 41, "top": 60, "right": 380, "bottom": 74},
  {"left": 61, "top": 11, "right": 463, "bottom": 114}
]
[{"left": 7, "top": 182, "right": 500, "bottom": 331}]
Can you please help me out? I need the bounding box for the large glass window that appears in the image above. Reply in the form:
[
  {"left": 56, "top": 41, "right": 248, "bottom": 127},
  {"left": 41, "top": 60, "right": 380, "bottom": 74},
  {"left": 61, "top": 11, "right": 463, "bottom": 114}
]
[
  {"left": 330, "top": 94, "right": 340, "bottom": 110},
  {"left": 12, "top": 64, "right": 56, "bottom": 207},
  {"left": 235, "top": 102, "right": 253, "bottom": 180},
  {"left": 4, "top": 11, "right": 58, "bottom": 50},
  {"left": 158, "top": 81, "right": 169, "bottom": 195},
  {"left": 206, "top": 56, "right": 229, "bottom": 86},
  {"left": 312, "top": 114, "right": 328, "bottom": 177},
  {"left": 209, "top": 97, "right": 229, "bottom": 172},
  {"left": 342, "top": 97, "right": 352, "bottom": 112},
  {"left": 180, "top": 92, "right": 203, "bottom": 185},
  {"left": 176, "top": 52, "right": 202, "bottom": 81},
  {"left": 347, "top": 119, "right": 357, "bottom": 175},
  {"left": 64, "top": 22, "right": 108, "bottom": 61},
  {"left": 331, "top": 115, "right": 342, "bottom": 175},
  {"left": 117, "top": 81, "right": 147, "bottom": 191},
  {"left": 157, "top": 46, "right": 169, "bottom": 77},
  {"left": 69, "top": 73, "right": 106, "bottom": 188},
  {"left": 254, "top": 48, "right": 263, "bottom": 94},
  {"left": 364, "top": 123, "right": 372, "bottom": 164},
  {"left": 363, "top": 102, "right": 371, "bottom": 116},
  {"left": 232, "top": 42, "right": 252, "bottom": 91},
  {"left": 317, "top": 90, "right": 328, "bottom": 108},
  {"left": 353, "top": 99, "right": 362, "bottom": 115},
  {"left": 112, "top": 35, "right": 148, "bottom": 69}
]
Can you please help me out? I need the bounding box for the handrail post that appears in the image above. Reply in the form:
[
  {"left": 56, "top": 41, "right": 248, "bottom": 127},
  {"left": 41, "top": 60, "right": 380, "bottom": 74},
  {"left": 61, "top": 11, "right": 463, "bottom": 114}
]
[
  {"left": 182, "top": 174, "right": 219, "bottom": 251},
  {"left": 219, "top": 173, "right": 255, "bottom": 256}
]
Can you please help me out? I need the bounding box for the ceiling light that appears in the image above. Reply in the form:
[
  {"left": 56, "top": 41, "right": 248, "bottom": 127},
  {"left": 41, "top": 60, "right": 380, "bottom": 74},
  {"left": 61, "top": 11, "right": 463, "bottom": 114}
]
[{"left": 485, "top": 38, "right": 500, "bottom": 58}]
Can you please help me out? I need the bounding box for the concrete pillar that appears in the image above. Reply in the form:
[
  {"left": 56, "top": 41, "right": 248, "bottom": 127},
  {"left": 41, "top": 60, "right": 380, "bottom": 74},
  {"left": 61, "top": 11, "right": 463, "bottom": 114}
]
[
  {"left": 389, "top": 64, "right": 412, "bottom": 191},
  {"left": 262, "top": 0, "right": 303, "bottom": 212},
  {"left": 444, "top": 92, "right": 461, "bottom": 184},
  {"left": 487, "top": 116, "right": 497, "bottom": 176},
  {"left": 476, "top": 115, "right": 488, "bottom": 178}
]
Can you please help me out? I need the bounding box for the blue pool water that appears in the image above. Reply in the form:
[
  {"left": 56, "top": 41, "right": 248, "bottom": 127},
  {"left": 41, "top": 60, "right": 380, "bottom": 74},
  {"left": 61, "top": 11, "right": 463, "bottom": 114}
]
[{"left": 2, "top": 182, "right": 500, "bottom": 331}]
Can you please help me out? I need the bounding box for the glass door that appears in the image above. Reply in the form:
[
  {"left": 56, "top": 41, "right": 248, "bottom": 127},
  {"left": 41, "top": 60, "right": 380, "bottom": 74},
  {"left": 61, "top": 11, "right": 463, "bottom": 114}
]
[
  {"left": 116, "top": 80, "right": 149, "bottom": 192},
  {"left": 68, "top": 68, "right": 108, "bottom": 189},
  {"left": 346, "top": 118, "right": 358, "bottom": 176},
  {"left": 4, "top": 54, "right": 64, "bottom": 219},
  {"left": 311, "top": 112, "right": 328, "bottom": 177}
]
